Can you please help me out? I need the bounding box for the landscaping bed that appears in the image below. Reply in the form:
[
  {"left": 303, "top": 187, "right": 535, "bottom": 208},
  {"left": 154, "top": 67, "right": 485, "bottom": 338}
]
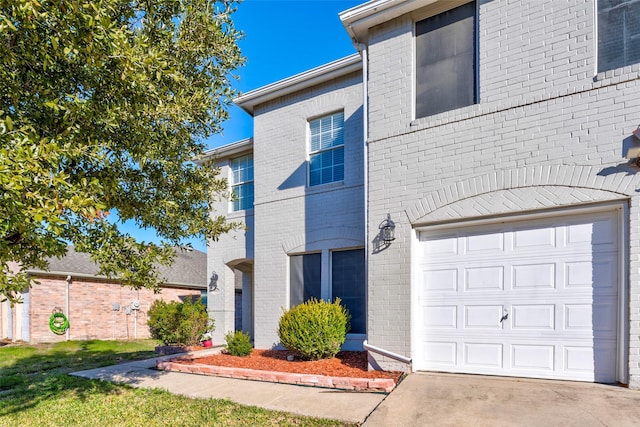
[{"left": 157, "top": 349, "right": 402, "bottom": 392}]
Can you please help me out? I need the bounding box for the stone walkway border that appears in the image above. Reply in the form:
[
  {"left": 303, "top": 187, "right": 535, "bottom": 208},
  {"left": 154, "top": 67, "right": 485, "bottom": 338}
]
[{"left": 156, "top": 358, "right": 396, "bottom": 392}]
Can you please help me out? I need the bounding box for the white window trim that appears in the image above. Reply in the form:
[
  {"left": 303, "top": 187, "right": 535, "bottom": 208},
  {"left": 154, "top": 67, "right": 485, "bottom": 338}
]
[
  {"left": 229, "top": 154, "right": 254, "bottom": 212},
  {"left": 307, "top": 111, "right": 345, "bottom": 187}
]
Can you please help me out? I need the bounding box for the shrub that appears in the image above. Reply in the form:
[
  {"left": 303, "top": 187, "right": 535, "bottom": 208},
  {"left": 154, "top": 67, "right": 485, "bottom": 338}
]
[
  {"left": 277, "top": 298, "right": 350, "bottom": 361},
  {"left": 224, "top": 330, "right": 253, "bottom": 356},
  {"left": 147, "top": 297, "right": 214, "bottom": 346}
]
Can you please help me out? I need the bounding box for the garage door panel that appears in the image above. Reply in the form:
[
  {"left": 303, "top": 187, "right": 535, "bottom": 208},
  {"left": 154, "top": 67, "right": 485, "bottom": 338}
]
[
  {"left": 566, "top": 218, "right": 616, "bottom": 246},
  {"left": 423, "top": 341, "right": 457, "bottom": 366},
  {"left": 565, "top": 258, "right": 616, "bottom": 290},
  {"left": 511, "top": 305, "right": 555, "bottom": 330},
  {"left": 465, "top": 232, "right": 504, "bottom": 253},
  {"left": 423, "top": 305, "right": 457, "bottom": 328},
  {"left": 415, "top": 210, "right": 620, "bottom": 382},
  {"left": 464, "top": 305, "right": 504, "bottom": 329},
  {"left": 423, "top": 269, "right": 458, "bottom": 292},
  {"left": 513, "top": 227, "right": 556, "bottom": 250},
  {"left": 512, "top": 263, "right": 556, "bottom": 289},
  {"left": 464, "top": 342, "right": 503, "bottom": 368},
  {"left": 465, "top": 266, "right": 503, "bottom": 291},
  {"left": 511, "top": 344, "right": 555, "bottom": 371}
]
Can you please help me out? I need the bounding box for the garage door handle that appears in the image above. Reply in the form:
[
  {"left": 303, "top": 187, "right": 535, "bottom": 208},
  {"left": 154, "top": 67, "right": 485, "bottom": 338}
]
[{"left": 500, "top": 313, "right": 508, "bottom": 323}]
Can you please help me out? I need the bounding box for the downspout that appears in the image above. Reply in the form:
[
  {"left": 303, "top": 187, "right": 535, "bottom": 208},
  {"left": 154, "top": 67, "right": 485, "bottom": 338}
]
[
  {"left": 354, "top": 40, "right": 412, "bottom": 371},
  {"left": 355, "top": 41, "right": 369, "bottom": 353},
  {"left": 364, "top": 340, "right": 412, "bottom": 366},
  {"left": 65, "top": 275, "right": 71, "bottom": 341}
]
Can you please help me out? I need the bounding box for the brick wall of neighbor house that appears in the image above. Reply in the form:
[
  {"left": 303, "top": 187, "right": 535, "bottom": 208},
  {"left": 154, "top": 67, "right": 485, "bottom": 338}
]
[
  {"left": 28, "top": 275, "right": 200, "bottom": 343},
  {"left": 249, "top": 72, "right": 364, "bottom": 349},
  {"left": 364, "top": 0, "right": 640, "bottom": 384}
]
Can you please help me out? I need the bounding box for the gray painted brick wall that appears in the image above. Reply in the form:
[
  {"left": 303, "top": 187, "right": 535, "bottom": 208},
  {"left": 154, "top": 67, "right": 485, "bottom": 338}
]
[{"left": 365, "top": 0, "right": 640, "bottom": 385}]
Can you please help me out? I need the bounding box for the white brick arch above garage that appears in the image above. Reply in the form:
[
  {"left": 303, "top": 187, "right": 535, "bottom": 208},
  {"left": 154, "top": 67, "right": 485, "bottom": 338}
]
[{"left": 405, "top": 165, "right": 640, "bottom": 225}]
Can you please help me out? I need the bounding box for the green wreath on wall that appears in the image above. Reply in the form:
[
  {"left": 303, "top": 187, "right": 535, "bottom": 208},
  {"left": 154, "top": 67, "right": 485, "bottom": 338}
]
[{"left": 49, "top": 312, "right": 69, "bottom": 335}]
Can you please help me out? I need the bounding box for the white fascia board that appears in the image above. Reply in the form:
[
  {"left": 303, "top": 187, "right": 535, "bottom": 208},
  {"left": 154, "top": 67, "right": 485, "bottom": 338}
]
[
  {"left": 340, "top": 0, "right": 439, "bottom": 43},
  {"left": 234, "top": 54, "right": 362, "bottom": 115},
  {"left": 196, "top": 138, "right": 253, "bottom": 165}
]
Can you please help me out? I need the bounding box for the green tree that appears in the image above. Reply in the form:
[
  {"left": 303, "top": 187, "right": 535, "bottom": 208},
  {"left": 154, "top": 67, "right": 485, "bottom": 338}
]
[{"left": 0, "top": 0, "right": 244, "bottom": 304}]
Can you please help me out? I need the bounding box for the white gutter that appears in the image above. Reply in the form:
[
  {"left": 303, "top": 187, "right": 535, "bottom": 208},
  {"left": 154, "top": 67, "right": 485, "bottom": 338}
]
[
  {"left": 363, "top": 340, "right": 412, "bottom": 365},
  {"left": 197, "top": 138, "right": 253, "bottom": 165},
  {"left": 234, "top": 54, "right": 362, "bottom": 115}
]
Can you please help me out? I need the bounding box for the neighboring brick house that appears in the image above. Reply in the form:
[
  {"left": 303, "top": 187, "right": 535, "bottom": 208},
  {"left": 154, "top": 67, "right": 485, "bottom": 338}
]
[
  {"left": 208, "top": 0, "right": 640, "bottom": 388},
  {"left": 0, "top": 247, "right": 206, "bottom": 343}
]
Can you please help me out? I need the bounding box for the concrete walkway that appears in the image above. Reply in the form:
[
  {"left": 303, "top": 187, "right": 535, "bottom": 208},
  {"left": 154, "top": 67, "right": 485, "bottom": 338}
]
[
  {"left": 72, "top": 352, "right": 640, "bottom": 426},
  {"left": 70, "top": 350, "right": 386, "bottom": 424},
  {"left": 364, "top": 372, "right": 640, "bottom": 427}
]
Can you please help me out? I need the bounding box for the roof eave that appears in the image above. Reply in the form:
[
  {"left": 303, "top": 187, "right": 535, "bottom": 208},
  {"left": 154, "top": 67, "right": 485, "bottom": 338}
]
[
  {"left": 340, "top": 0, "right": 440, "bottom": 43},
  {"left": 197, "top": 138, "right": 253, "bottom": 164},
  {"left": 234, "top": 54, "right": 362, "bottom": 116},
  {"left": 26, "top": 269, "right": 206, "bottom": 289}
]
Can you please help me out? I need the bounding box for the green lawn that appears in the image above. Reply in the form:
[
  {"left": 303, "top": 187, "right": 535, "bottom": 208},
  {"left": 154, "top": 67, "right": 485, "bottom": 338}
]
[{"left": 0, "top": 340, "right": 353, "bottom": 427}]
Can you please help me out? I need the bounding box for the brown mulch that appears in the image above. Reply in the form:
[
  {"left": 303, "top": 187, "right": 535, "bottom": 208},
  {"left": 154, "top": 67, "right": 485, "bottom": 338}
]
[{"left": 177, "top": 349, "right": 403, "bottom": 382}]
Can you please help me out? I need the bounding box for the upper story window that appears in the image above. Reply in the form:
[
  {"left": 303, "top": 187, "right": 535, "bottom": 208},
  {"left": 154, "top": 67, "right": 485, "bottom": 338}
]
[
  {"left": 415, "top": 1, "right": 477, "bottom": 119},
  {"left": 308, "top": 111, "right": 344, "bottom": 186},
  {"left": 230, "top": 154, "right": 254, "bottom": 211},
  {"left": 598, "top": 0, "right": 640, "bottom": 73}
]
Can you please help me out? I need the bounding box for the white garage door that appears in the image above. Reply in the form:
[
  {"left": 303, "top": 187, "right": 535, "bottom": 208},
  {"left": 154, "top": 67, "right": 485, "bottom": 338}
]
[{"left": 414, "top": 210, "right": 620, "bottom": 382}]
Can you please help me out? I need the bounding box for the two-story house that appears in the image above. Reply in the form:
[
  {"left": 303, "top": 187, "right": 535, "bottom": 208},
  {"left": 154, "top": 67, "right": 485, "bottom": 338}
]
[{"left": 206, "top": 0, "right": 640, "bottom": 389}]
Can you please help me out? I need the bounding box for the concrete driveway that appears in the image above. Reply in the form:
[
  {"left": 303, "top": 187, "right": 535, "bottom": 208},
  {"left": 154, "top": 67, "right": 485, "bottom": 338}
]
[{"left": 364, "top": 372, "right": 640, "bottom": 426}]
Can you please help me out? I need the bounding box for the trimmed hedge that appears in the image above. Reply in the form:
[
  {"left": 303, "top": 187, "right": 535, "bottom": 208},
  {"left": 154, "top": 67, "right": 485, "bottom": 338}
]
[
  {"left": 224, "top": 330, "right": 253, "bottom": 356},
  {"left": 147, "top": 297, "right": 214, "bottom": 346},
  {"left": 277, "top": 298, "right": 350, "bottom": 361}
]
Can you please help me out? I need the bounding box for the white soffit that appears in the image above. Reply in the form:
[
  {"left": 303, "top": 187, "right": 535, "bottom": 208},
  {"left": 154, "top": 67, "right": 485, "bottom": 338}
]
[
  {"left": 233, "top": 54, "right": 362, "bottom": 116},
  {"left": 340, "top": 0, "right": 439, "bottom": 43}
]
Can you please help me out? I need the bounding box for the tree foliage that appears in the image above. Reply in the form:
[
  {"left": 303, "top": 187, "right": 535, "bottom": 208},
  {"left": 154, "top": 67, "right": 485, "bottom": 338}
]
[{"left": 0, "top": 0, "right": 244, "bottom": 303}]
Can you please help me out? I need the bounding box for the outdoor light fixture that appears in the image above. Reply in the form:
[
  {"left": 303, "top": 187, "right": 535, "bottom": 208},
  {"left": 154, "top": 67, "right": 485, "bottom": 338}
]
[
  {"left": 209, "top": 271, "right": 219, "bottom": 292},
  {"left": 380, "top": 214, "right": 396, "bottom": 243}
]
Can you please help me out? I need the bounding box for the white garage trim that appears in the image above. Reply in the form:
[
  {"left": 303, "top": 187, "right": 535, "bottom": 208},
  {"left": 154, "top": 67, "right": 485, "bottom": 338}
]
[{"left": 411, "top": 202, "right": 628, "bottom": 383}]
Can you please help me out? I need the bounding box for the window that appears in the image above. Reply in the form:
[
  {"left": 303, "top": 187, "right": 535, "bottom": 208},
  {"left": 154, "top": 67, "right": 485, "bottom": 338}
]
[
  {"left": 331, "top": 249, "right": 366, "bottom": 334},
  {"left": 289, "top": 249, "right": 366, "bottom": 335},
  {"left": 230, "top": 154, "right": 254, "bottom": 211},
  {"left": 598, "top": 0, "right": 640, "bottom": 73},
  {"left": 309, "top": 112, "right": 344, "bottom": 186},
  {"left": 415, "top": 1, "right": 476, "bottom": 119},
  {"left": 289, "top": 253, "right": 322, "bottom": 307}
]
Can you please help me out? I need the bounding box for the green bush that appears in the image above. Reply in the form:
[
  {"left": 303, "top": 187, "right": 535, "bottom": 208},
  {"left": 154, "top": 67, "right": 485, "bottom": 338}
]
[
  {"left": 147, "top": 297, "right": 214, "bottom": 346},
  {"left": 277, "top": 298, "right": 350, "bottom": 361},
  {"left": 224, "top": 330, "right": 253, "bottom": 357}
]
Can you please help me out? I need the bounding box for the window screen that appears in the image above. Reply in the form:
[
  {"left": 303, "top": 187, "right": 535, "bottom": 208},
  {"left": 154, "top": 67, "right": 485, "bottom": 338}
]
[
  {"left": 290, "top": 253, "right": 322, "bottom": 307},
  {"left": 331, "top": 249, "right": 366, "bottom": 334},
  {"left": 415, "top": 1, "right": 476, "bottom": 118},
  {"left": 598, "top": 0, "right": 640, "bottom": 73}
]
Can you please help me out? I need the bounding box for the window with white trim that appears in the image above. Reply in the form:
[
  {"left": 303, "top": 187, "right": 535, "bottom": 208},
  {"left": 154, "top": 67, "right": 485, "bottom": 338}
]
[
  {"left": 415, "top": 1, "right": 477, "bottom": 119},
  {"left": 598, "top": 0, "right": 640, "bottom": 73},
  {"left": 308, "top": 111, "right": 344, "bottom": 186},
  {"left": 230, "top": 154, "right": 254, "bottom": 211}
]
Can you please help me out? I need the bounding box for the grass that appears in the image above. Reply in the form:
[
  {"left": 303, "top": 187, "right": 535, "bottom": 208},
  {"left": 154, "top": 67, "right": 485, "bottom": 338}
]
[{"left": 0, "top": 340, "right": 353, "bottom": 427}]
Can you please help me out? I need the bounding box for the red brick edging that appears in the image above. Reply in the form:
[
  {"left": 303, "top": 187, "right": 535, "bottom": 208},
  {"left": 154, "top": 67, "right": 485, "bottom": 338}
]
[{"left": 156, "top": 359, "right": 396, "bottom": 393}]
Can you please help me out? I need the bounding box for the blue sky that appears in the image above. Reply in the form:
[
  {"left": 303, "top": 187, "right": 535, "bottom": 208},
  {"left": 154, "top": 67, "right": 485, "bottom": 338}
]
[{"left": 119, "top": 0, "right": 363, "bottom": 251}]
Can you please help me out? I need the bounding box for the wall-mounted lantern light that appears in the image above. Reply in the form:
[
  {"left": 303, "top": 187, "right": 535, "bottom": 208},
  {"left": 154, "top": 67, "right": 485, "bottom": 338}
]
[
  {"left": 380, "top": 214, "right": 396, "bottom": 243},
  {"left": 209, "top": 271, "right": 219, "bottom": 292}
]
